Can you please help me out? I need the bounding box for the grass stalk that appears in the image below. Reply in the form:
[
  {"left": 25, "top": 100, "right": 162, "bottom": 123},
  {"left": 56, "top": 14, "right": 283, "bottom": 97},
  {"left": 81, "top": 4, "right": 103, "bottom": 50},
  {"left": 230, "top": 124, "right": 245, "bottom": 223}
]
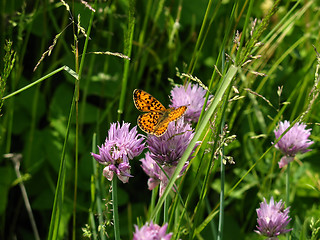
[
  {"left": 48, "top": 88, "right": 75, "bottom": 240},
  {"left": 198, "top": 2, "right": 236, "bottom": 124},
  {"left": 217, "top": 155, "right": 225, "bottom": 240},
  {"left": 72, "top": 2, "right": 96, "bottom": 238},
  {"left": 2, "top": 66, "right": 68, "bottom": 100},
  {"left": 189, "top": 138, "right": 216, "bottom": 239},
  {"left": 186, "top": 0, "right": 216, "bottom": 76},
  {"left": 164, "top": 196, "right": 169, "bottom": 224},
  {"left": 217, "top": 98, "right": 229, "bottom": 240},
  {"left": 10, "top": 154, "right": 40, "bottom": 240},
  {"left": 118, "top": 0, "right": 135, "bottom": 118},
  {"left": 73, "top": 41, "right": 79, "bottom": 240}
]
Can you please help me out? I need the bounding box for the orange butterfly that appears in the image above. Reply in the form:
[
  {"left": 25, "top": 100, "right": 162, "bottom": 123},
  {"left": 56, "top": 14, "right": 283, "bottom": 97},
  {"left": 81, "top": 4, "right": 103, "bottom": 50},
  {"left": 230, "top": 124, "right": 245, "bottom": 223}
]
[{"left": 133, "top": 89, "right": 187, "bottom": 137}]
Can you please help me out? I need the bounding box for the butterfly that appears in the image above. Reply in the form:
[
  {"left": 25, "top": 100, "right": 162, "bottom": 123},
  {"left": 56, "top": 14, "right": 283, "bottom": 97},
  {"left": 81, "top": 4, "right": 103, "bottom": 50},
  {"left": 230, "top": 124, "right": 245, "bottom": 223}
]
[{"left": 133, "top": 89, "right": 187, "bottom": 137}]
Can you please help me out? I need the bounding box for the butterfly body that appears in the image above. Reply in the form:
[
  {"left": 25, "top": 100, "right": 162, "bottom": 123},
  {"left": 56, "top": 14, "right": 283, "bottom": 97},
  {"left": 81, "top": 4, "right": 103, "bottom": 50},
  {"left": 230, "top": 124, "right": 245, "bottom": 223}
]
[{"left": 133, "top": 89, "right": 187, "bottom": 137}]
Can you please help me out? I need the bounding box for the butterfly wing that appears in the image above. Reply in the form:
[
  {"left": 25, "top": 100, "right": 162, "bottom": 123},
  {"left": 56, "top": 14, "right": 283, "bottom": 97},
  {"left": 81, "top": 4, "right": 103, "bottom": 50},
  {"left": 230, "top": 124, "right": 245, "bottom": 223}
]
[
  {"left": 134, "top": 89, "right": 188, "bottom": 137},
  {"left": 137, "top": 112, "right": 163, "bottom": 135},
  {"left": 153, "top": 120, "right": 171, "bottom": 137},
  {"left": 153, "top": 106, "right": 188, "bottom": 136},
  {"left": 167, "top": 106, "right": 187, "bottom": 122},
  {"left": 133, "top": 89, "right": 166, "bottom": 112}
]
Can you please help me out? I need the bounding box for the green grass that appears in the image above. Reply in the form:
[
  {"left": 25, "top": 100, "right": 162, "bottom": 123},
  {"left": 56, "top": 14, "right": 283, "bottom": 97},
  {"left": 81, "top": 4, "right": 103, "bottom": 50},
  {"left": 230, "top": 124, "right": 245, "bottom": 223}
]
[{"left": 0, "top": 0, "right": 319, "bottom": 239}]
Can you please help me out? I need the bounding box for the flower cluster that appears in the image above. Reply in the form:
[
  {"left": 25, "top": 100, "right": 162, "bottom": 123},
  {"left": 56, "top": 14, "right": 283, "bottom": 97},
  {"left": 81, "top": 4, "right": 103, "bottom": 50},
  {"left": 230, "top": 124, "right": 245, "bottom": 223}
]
[
  {"left": 91, "top": 122, "right": 145, "bottom": 183},
  {"left": 274, "top": 120, "right": 313, "bottom": 168},
  {"left": 141, "top": 119, "right": 196, "bottom": 196},
  {"left": 147, "top": 119, "right": 195, "bottom": 165},
  {"left": 140, "top": 149, "right": 189, "bottom": 196},
  {"left": 170, "top": 82, "right": 211, "bottom": 123},
  {"left": 255, "top": 197, "right": 292, "bottom": 239},
  {"left": 133, "top": 222, "right": 172, "bottom": 240},
  {"left": 92, "top": 84, "right": 213, "bottom": 238},
  {"left": 139, "top": 83, "right": 208, "bottom": 197}
]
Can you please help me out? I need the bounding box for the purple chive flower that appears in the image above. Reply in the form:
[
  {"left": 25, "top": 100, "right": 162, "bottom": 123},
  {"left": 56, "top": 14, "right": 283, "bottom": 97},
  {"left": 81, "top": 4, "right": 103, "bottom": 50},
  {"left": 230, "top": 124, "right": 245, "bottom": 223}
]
[
  {"left": 142, "top": 119, "right": 197, "bottom": 196},
  {"left": 140, "top": 152, "right": 161, "bottom": 191},
  {"left": 147, "top": 119, "right": 196, "bottom": 166},
  {"left": 140, "top": 152, "right": 188, "bottom": 196},
  {"left": 91, "top": 122, "right": 145, "bottom": 183},
  {"left": 255, "top": 197, "right": 292, "bottom": 239},
  {"left": 274, "top": 120, "right": 313, "bottom": 168},
  {"left": 170, "top": 82, "right": 212, "bottom": 123},
  {"left": 133, "top": 222, "right": 172, "bottom": 240}
]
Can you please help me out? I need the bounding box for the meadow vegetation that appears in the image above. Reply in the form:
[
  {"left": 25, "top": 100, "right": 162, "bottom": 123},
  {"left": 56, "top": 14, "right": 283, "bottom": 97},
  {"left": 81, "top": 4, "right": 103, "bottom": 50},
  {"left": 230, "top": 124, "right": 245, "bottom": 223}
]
[{"left": 0, "top": 0, "right": 319, "bottom": 239}]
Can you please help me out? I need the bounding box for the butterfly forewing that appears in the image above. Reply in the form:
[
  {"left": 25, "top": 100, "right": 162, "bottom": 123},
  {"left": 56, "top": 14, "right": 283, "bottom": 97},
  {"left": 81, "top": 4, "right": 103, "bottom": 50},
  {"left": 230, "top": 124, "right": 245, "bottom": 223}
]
[
  {"left": 133, "top": 89, "right": 166, "bottom": 112},
  {"left": 153, "top": 107, "right": 187, "bottom": 136},
  {"left": 168, "top": 106, "right": 187, "bottom": 122}
]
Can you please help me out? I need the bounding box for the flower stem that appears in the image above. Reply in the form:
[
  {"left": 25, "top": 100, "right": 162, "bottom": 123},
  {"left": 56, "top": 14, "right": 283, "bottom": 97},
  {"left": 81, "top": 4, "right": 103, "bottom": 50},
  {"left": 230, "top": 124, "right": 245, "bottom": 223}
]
[
  {"left": 112, "top": 177, "right": 120, "bottom": 240},
  {"left": 217, "top": 153, "right": 225, "bottom": 240},
  {"left": 150, "top": 187, "right": 157, "bottom": 217},
  {"left": 286, "top": 162, "right": 290, "bottom": 240}
]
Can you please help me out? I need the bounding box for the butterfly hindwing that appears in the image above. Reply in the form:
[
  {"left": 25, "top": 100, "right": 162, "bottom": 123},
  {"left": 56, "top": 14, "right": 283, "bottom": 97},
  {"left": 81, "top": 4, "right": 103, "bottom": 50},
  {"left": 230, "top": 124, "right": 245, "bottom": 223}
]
[{"left": 137, "top": 112, "right": 163, "bottom": 135}]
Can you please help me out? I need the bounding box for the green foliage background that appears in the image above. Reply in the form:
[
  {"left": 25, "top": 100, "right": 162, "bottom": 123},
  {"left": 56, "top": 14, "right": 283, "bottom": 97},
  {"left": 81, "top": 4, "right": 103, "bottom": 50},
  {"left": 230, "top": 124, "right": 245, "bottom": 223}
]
[{"left": 0, "top": 0, "right": 319, "bottom": 239}]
